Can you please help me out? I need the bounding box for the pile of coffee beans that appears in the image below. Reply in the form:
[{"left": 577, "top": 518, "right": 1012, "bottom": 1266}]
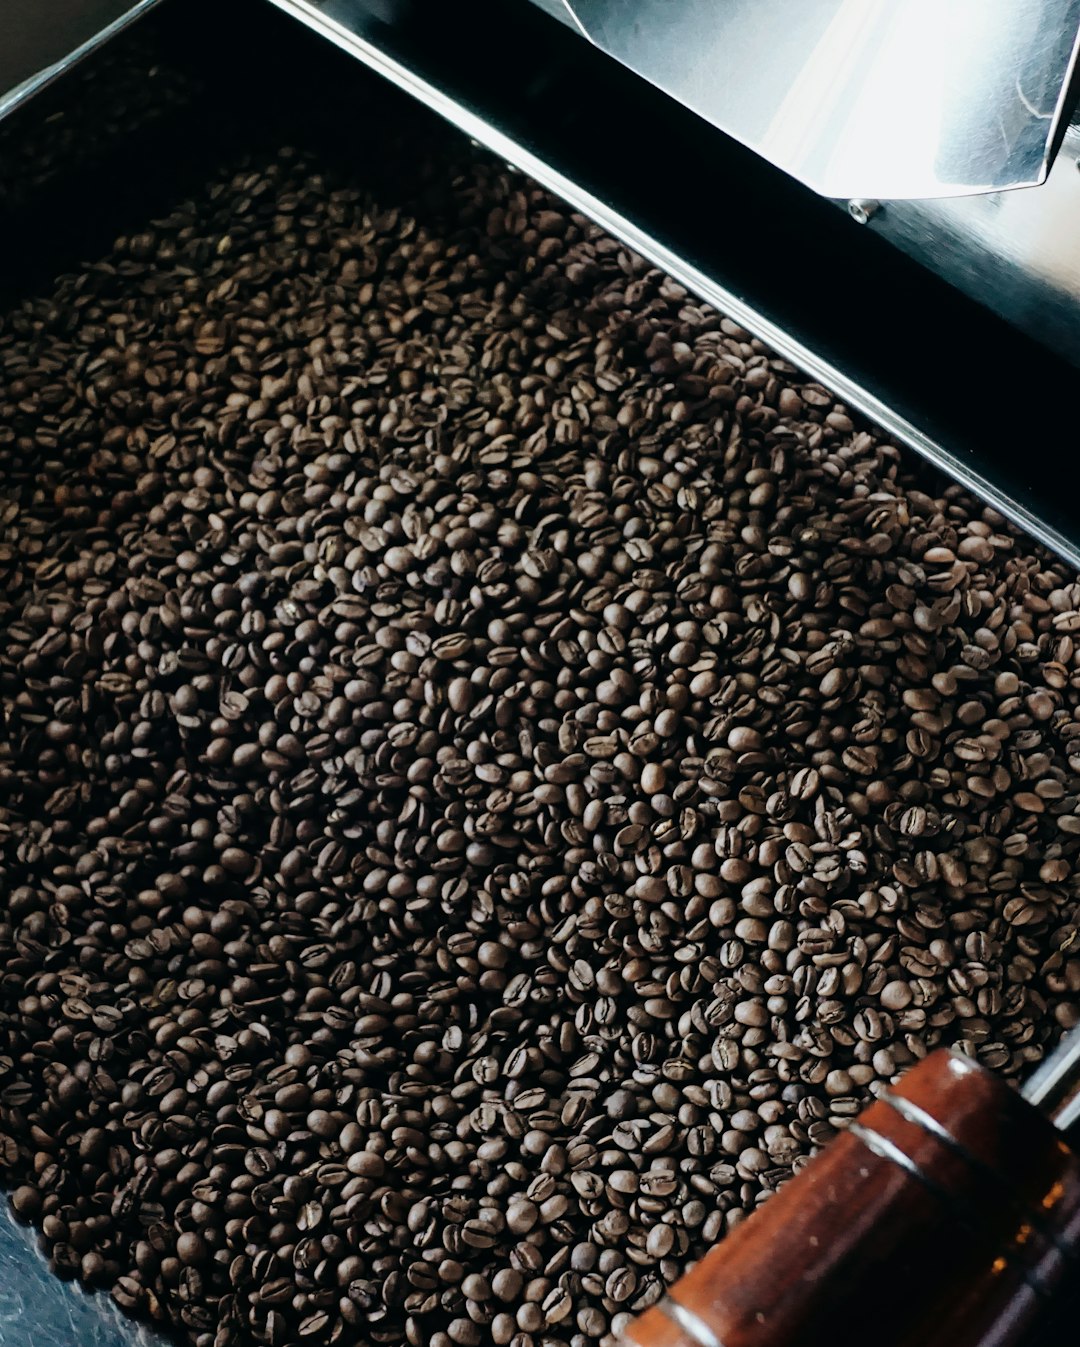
[{"left": 2, "top": 132, "right": 1080, "bottom": 1347}]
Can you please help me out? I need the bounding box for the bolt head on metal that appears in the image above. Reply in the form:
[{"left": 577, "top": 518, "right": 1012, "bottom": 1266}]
[{"left": 848, "top": 199, "right": 881, "bottom": 225}]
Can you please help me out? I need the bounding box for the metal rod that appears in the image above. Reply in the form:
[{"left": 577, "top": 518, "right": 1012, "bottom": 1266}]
[{"left": 1022, "top": 1024, "right": 1080, "bottom": 1132}]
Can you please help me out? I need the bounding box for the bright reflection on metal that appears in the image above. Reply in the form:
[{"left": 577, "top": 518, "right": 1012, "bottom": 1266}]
[
  {"left": 557, "top": 0, "right": 1080, "bottom": 199},
  {"left": 1022, "top": 1023, "right": 1080, "bottom": 1133}
]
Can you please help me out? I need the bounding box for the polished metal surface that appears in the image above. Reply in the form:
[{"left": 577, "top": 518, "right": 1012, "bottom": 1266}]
[
  {"left": 543, "top": 0, "right": 1080, "bottom": 200},
  {"left": 1022, "top": 1025, "right": 1080, "bottom": 1133},
  {"left": 0, "top": 1202, "right": 155, "bottom": 1347},
  {"left": 0, "top": 0, "right": 162, "bottom": 121},
  {"left": 861, "top": 120, "right": 1080, "bottom": 366}
]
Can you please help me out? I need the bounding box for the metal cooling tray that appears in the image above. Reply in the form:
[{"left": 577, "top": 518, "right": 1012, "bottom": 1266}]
[{"left": 0, "top": 2, "right": 1078, "bottom": 1346}]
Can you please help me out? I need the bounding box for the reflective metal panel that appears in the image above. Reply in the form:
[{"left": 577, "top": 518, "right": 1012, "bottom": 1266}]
[
  {"left": 866, "top": 121, "right": 1080, "bottom": 365},
  {"left": 558, "top": 0, "right": 1080, "bottom": 199}
]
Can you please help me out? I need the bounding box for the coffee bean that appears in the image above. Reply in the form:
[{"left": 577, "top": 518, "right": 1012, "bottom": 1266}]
[
  {"left": 10, "top": 1186, "right": 41, "bottom": 1221},
  {"left": 881, "top": 981, "right": 914, "bottom": 1012},
  {"left": 176, "top": 1233, "right": 207, "bottom": 1266}
]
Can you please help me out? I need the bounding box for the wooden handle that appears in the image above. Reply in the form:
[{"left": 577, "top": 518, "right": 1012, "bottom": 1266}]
[{"left": 623, "top": 1050, "right": 1080, "bottom": 1347}]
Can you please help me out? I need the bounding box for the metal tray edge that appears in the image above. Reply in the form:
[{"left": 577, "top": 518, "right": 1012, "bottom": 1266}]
[{"left": 266, "top": 0, "right": 1080, "bottom": 573}]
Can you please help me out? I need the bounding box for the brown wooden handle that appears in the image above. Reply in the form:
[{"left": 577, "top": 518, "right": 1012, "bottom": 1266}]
[{"left": 623, "top": 1050, "right": 1080, "bottom": 1347}]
